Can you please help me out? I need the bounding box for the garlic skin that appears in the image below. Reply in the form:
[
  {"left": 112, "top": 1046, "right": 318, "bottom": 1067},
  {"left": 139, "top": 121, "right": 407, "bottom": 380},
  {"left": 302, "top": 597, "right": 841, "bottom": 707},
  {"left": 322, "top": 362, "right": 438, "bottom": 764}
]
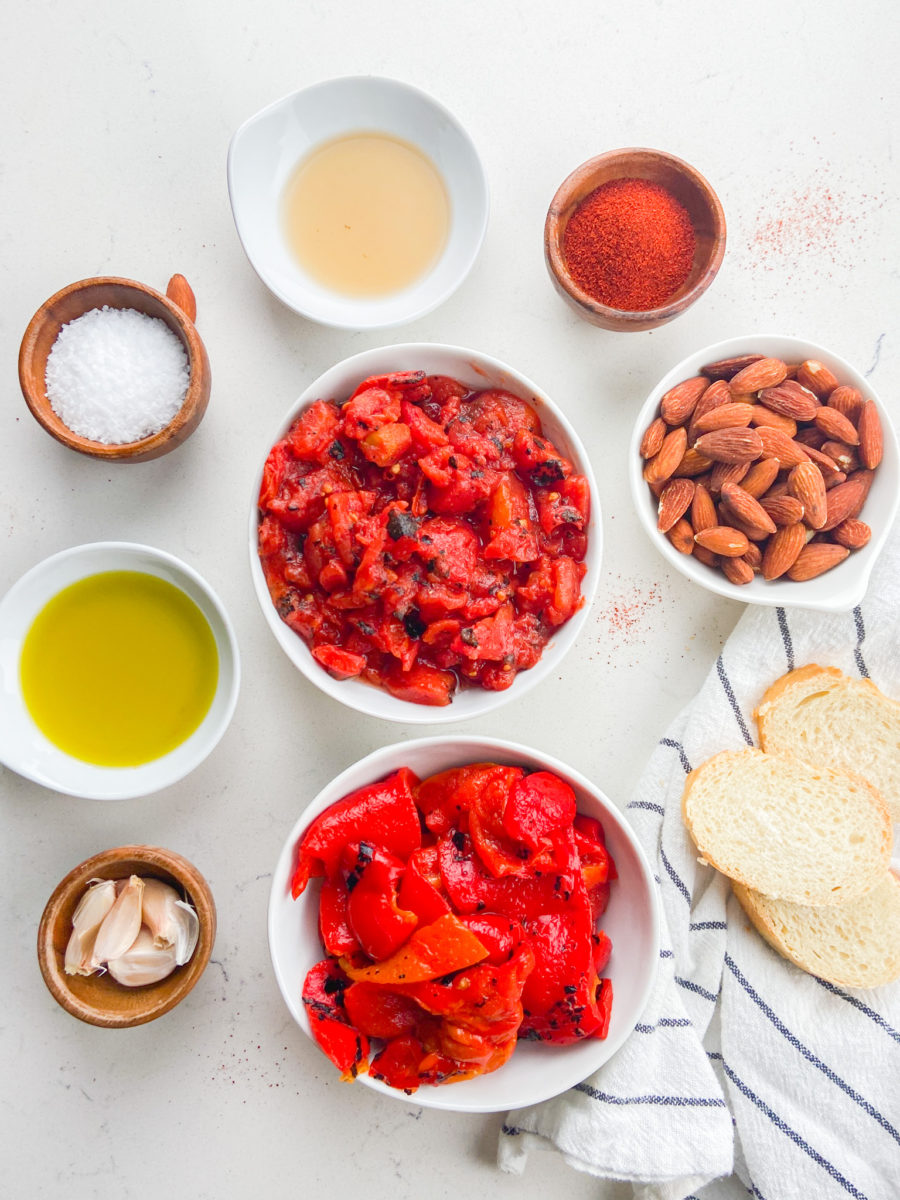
[
  {"left": 106, "top": 927, "right": 178, "bottom": 987},
  {"left": 91, "top": 875, "right": 144, "bottom": 968},
  {"left": 64, "top": 878, "right": 116, "bottom": 976},
  {"left": 140, "top": 878, "right": 200, "bottom": 964}
]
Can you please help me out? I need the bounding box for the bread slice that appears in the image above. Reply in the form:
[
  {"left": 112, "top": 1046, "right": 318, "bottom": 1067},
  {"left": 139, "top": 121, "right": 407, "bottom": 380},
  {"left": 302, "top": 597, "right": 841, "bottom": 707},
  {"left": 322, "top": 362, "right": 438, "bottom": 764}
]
[
  {"left": 755, "top": 664, "right": 900, "bottom": 822},
  {"left": 682, "top": 748, "right": 891, "bottom": 905},
  {"left": 732, "top": 873, "right": 900, "bottom": 988}
]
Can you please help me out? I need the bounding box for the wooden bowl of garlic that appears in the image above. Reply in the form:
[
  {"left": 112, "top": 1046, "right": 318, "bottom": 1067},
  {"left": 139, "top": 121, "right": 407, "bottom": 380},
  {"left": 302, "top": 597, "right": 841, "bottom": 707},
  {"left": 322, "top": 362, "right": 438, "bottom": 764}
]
[{"left": 37, "top": 845, "right": 216, "bottom": 1027}]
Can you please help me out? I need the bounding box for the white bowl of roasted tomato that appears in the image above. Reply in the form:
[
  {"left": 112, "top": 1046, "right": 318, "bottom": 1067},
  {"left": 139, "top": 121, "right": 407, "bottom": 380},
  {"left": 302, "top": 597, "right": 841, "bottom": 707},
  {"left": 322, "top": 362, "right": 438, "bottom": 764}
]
[
  {"left": 268, "top": 737, "right": 660, "bottom": 1112},
  {"left": 250, "top": 344, "right": 599, "bottom": 721}
]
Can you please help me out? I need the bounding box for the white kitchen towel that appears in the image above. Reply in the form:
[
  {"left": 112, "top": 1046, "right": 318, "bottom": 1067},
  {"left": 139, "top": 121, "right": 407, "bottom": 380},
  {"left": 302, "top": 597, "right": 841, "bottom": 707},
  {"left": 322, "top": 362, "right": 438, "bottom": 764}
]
[{"left": 499, "top": 522, "right": 900, "bottom": 1200}]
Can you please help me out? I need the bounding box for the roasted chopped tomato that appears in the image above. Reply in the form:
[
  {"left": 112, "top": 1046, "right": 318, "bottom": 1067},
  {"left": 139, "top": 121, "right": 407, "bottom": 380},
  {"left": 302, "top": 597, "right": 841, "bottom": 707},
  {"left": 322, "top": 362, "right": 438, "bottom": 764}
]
[
  {"left": 295, "top": 762, "right": 616, "bottom": 1093},
  {"left": 258, "top": 371, "right": 591, "bottom": 705}
]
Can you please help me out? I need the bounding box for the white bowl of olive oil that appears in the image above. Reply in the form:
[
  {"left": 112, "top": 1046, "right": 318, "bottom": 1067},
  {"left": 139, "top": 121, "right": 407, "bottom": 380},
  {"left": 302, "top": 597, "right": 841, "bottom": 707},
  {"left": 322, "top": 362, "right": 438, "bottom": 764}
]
[
  {"left": 227, "top": 76, "right": 489, "bottom": 329},
  {"left": 0, "top": 543, "right": 240, "bottom": 800}
]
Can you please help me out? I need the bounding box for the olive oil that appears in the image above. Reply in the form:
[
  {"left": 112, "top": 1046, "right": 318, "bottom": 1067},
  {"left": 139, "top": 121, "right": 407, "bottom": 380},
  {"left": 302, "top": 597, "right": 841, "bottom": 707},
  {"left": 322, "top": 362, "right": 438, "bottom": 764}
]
[
  {"left": 281, "top": 131, "right": 450, "bottom": 296},
  {"left": 20, "top": 571, "right": 218, "bottom": 766}
]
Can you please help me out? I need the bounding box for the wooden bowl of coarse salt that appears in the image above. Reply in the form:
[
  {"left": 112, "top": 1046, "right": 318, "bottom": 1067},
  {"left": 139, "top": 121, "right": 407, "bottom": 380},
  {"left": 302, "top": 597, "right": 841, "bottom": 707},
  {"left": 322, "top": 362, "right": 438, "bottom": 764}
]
[{"left": 18, "top": 274, "right": 211, "bottom": 462}]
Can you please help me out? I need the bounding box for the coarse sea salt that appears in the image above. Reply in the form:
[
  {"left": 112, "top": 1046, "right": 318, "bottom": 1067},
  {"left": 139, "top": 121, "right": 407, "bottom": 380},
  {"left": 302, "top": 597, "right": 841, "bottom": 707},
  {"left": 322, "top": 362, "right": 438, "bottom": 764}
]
[{"left": 45, "top": 306, "right": 191, "bottom": 444}]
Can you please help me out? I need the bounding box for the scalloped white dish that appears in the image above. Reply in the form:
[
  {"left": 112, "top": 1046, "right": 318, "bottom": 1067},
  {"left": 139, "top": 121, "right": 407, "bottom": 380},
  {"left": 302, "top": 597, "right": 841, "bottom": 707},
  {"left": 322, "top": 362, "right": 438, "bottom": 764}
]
[
  {"left": 629, "top": 334, "right": 898, "bottom": 611},
  {"left": 227, "top": 76, "right": 489, "bottom": 329}
]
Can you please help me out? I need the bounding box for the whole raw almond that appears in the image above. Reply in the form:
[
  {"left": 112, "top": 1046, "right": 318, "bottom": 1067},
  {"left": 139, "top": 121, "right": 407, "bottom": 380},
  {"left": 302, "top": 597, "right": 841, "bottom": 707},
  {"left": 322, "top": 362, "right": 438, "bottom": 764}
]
[
  {"left": 740, "top": 457, "right": 780, "bottom": 499},
  {"left": 788, "top": 461, "right": 827, "bottom": 530},
  {"left": 720, "top": 483, "right": 777, "bottom": 535},
  {"left": 660, "top": 377, "right": 709, "bottom": 426},
  {"left": 667, "top": 517, "right": 695, "bottom": 555},
  {"left": 832, "top": 519, "right": 871, "bottom": 549},
  {"left": 822, "top": 469, "right": 848, "bottom": 490},
  {"left": 815, "top": 406, "right": 860, "bottom": 446},
  {"left": 756, "top": 427, "right": 811, "bottom": 468},
  {"left": 794, "top": 427, "right": 828, "bottom": 449},
  {"left": 640, "top": 416, "right": 667, "bottom": 459},
  {"left": 688, "top": 380, "right": 733, "bottom": 441},
  {"left": 693, "top": 544, "right": 719, "bottom": 568},
  {"left": 657, "top": 478, "right": 696, "bottom": 532},
  {"left": 787, "top": 543, "right": 850, "bottom": 581},
  {"left": 743, "top": 542, "right": 763, "bottom": 570},
  {"left": 694, "top": 526, "right": 750, "bottom": 557},
  {"left": 821, "top": 478, "right": 867, "bottom": 530},
  {"left": 762, "top": 523, "right": 806, "bottom": 579},
  {"left": 694, "top": 427, "right": 763, "bottom": 464},
  {"left": 643, "top": 427, "right": 688, "bottom": 484},
  {"left": 796, "top": 359, "right": 839, "bottom": 398},
  {"left": 748, "top": 405, "right": 798, "bottom": 437},
  {"left": 691, "top": 482, "right": 718, "bottom": 533},
  {"left": 758, "top": 380, "right": 819, "bottom": 421},
  {"left": 729, "top": 357, "right": 788, "bottom": 394},
  {"left": 722, "top": 556, "right": 754, "bottom": 586},
  {"left": 827, "top": 385, "right": 864, "bottom": 424},
  {"left": 848, "top": 468, "right": 875, "bottom": 501},
  {"left": 701, "top": 354, "right": 764, "bottom": 381},
  {"left": 759, "top": 493, "right": 805, "bottom": 526},
  {"left": 672, "top": 448, "right": 715, "bottom": 478},
  {"left": 692, "top": 402, "right": 756, "bottom": 436},
  {"left": 709, "top": 460, "right": 750, "bottom": 493},
  {"left": 820, "top": 440, "right": 859, "bottom": 472},
  {"left": 802, "top": 443, "right": 840, "bottom": 473},
  {"left": 857, "top": 401, "right": 883, "bottom": 469}
]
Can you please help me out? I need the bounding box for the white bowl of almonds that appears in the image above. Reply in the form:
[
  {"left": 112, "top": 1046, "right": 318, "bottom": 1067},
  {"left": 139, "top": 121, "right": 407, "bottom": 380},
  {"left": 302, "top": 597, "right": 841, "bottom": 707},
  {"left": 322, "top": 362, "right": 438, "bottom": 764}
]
[{"left": 629, "top": 335, "right": 899, "bottom": 611}]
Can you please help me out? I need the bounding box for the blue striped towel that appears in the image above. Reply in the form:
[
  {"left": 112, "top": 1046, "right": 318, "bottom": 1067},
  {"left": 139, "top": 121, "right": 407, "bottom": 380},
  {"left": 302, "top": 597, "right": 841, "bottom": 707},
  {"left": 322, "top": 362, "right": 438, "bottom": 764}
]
[{"left": 499, "top": 524, "right": 900, "bottom": 1200}]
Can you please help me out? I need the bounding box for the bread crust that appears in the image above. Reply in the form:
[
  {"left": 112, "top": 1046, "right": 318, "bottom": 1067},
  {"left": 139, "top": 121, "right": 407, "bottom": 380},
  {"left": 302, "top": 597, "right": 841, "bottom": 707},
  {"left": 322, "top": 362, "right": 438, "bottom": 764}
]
[
  {"left": 753, "top": 663, "right": 844, "bottom": 730},
  {"left": 732, "top": 874, "right": 900, "bottom": 988}
]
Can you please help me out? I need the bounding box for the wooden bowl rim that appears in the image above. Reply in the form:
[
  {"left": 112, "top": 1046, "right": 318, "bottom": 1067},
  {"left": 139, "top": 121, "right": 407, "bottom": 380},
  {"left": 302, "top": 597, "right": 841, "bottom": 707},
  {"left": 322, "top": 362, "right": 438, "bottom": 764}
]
[
  {"left": 18, "top": 276, "right": 210, "bottom": 460},
  {"left": 544, "top": 147, "right": 726, "bottom": 328},
  {"left": 37, "top": 844, "right": 216, "bottom": 1028}
]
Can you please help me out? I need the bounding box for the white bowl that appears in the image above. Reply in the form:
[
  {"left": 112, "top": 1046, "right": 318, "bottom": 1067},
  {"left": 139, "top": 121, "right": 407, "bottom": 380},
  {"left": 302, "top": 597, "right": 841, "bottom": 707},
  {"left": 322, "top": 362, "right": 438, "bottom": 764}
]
[
  {"left": 248, "top": 342, "right": 601, "bottom": 723},
  {"left": 629, "top": 334, "right": 899, "bottom": 611},
  {"left": 268, "top": 736, "right": 660, "bottom": 1113},
  {"left": 227, "top": 76, "right": 489, "bottom": 329},
  {"left": 0, "top": 542, "right": 240, "bottom": 800}
]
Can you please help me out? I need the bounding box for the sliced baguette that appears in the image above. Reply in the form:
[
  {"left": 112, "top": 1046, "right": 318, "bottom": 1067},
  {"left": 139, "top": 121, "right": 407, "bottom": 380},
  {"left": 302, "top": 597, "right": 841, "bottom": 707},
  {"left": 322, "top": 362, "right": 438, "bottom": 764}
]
[
  {"left": 755, "top": 664, "right": 900, "bottom": 822},
  {"left": 732, "top": 873, "right": 900, "bottom": 988},
  {"left": 682, "top": 748, "right": 891, "bottom": 905}
]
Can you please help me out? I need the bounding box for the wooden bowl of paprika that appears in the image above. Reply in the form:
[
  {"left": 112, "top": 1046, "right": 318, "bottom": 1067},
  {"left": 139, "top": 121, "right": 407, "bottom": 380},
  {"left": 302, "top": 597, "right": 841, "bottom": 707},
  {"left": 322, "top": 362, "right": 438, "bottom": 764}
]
[{"left": 545, "top": 148, "right": 726, "bottom": 332}]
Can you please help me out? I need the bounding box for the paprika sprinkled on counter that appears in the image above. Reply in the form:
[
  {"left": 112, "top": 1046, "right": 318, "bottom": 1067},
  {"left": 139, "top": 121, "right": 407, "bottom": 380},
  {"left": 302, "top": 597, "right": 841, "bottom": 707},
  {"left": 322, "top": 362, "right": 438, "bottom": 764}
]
[{"left": 562, "top": 178, "right": 695, "bottom": 311}]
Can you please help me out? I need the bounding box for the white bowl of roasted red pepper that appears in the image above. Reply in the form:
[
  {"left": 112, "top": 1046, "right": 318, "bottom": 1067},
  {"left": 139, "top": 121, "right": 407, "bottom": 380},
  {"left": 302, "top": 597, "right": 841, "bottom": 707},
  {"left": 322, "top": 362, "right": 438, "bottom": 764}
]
[
  {"left": 250, "top": 343, "right": 600, "bottom": 722},
  {"left": 268, "top": 736, "right": 660, "bottom": 1112}
]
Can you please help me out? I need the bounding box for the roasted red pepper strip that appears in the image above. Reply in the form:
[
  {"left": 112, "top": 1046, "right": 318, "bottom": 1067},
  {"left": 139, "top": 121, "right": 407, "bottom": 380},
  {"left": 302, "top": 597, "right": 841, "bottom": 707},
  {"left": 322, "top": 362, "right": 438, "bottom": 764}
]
[
  {"left": 397, "top": 847, "right": 452, "bottom": 926},
  {"left": 342, "top": 982, "right": 421, "bottom": 1039},
  {"left": 318, "top": 877, "right": 362, "bottom": 958},
  {"left": 341, "top": 842, "right": 418, "bottom": 962},
  {"left": 290, "top": 768, "right": 421, "bottom": 898},
  {"left": 341, "top": 913, "right": 488, "bottom": 985},
  {"left": 302, "top": 959, "right": 369, "bottom": 1080},
  {"left": 458, "top": 913, "right": 525, "bottom": 964},
  {"left": 466, "top": 764, "right": 529, "bottom": 878},
  {"left": 502, "top": 771, "right": 578, "bottom": 851},
  {"left": 519, "top": 906, "right": 604, "bottom": 1044},
  {"left": 437, "top": 829, "right": 581, "bottom": 920}
]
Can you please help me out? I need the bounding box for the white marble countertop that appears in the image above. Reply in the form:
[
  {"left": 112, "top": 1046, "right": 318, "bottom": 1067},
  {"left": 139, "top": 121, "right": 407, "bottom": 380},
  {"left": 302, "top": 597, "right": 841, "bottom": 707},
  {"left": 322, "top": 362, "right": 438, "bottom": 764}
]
[{"left": 3, "top": 2, "right": 898, "bottom": 1196}]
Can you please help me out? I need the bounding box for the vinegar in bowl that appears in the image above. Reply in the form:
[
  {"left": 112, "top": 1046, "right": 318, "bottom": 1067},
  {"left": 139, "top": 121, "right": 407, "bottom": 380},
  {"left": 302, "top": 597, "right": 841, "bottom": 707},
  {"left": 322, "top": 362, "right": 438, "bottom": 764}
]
[{"left": 281, "top": 131, "right": 450, "bottom": 297}]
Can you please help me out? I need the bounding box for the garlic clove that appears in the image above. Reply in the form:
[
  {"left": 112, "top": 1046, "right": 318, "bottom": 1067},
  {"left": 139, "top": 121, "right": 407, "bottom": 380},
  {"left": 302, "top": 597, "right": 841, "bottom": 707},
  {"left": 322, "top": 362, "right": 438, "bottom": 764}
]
[
  {"left": 140, "top": 877, "right": 199, "bottom": 964},
  {"left": 172, "top": 900, "right": 200, "bottom": 966},
  {"left": 106, "top": 926, "right": 178, "bottom": 987},
  {"left": 91, "top": 875, "right": 144, "bottom": 967},
  {"left": 64, "top": 878, "right": 117, "bottom": 976}
]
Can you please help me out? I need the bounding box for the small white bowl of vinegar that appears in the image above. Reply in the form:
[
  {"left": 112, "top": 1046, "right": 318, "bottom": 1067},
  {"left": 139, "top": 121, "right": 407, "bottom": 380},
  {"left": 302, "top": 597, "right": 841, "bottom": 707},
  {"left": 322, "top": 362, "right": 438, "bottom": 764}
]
[
  {"left": 227, "top": 76, "right": 489, "bottom": 329},
  {"left": 0, "top": 543, "right": 240, "bottom": 800}
]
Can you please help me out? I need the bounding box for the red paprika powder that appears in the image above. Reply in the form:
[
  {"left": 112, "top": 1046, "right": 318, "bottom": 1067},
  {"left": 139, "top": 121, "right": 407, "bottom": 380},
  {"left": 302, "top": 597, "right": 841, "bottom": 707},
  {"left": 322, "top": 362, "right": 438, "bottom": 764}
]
[{"left": 562, "top": 178, "right": 695, "bottom": 311}]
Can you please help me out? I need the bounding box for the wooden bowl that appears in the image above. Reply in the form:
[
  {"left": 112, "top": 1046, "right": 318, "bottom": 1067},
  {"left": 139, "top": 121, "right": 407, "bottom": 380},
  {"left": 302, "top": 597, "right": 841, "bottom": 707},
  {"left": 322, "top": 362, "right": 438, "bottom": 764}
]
[
  {"left": 37, "top": 845, "right": 216, "bottom": 1027},
  {"left": 18, "top": 275, "right": 211, "bottom": 461},
  {"left": 545, "top": 148, "right": 726, "bottom": 332}
]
